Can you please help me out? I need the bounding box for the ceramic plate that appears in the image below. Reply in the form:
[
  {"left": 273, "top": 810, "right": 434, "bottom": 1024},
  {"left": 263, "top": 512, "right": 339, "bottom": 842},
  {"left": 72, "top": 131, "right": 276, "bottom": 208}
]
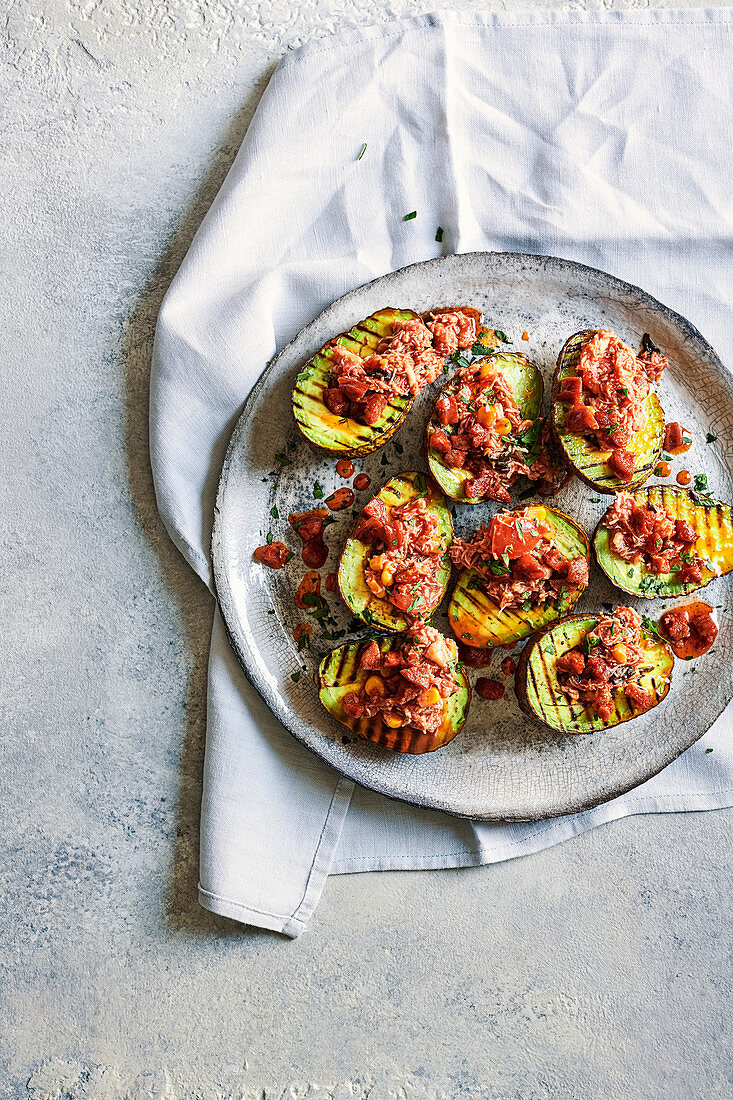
[{"left": 212, "top": 252, "right": 733, "bottom": 821}]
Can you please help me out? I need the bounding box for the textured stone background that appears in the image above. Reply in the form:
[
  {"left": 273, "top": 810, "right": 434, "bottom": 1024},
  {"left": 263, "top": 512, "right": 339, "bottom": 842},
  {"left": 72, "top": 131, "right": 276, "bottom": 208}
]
[{"left": 2, "top": 1, "right": 731, "bottom": 1097}]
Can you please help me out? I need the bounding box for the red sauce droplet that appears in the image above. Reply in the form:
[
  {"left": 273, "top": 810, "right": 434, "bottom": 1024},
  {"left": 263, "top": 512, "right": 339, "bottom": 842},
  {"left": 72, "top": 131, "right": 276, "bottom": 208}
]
[
  {"left": 654, "top": 461, "right": 672, "bottom": 478},
  {"left": 325, "top": 487, "right": 355, "bottom": 511},
  {"left": 301, "top": 539, "right": 328, "bottom": 568},
  {"left": 500, "top": 657, "right": 517, "bottom": 675},
  {"left": 458, "top": 643, "right": 493, "bottom": 668},
  {"left": 336, "top": 459, "right": 355, "bottom": 478},
  {"left": 676, "top": 469, "right": 692, "bottom": 486},
  {"left": 659, "top": 601, "right": 718, "bottom": 660},
  {"left": 664, "top": 422, "right": 693, "bottom": 455},
  {"left": 325, "top": 572, "right": 338, "bottom": 592},
  {"left": 353, "top": 473, "right": 371, "bottom": 491},
  {"left": 476, "top": 677, "right": 504, "bottom": 700},
  {"left": 295, "top": 571, "right": 321, "bottom": 609},
  {"left": 289, "top": 508, "right": 328, "bottom": 543},
  {"left": 294, "top": 622, "right": 312, "bottom": 646},
  {"left": 253, "top": 542, "right": 291, "bottom": 569}
]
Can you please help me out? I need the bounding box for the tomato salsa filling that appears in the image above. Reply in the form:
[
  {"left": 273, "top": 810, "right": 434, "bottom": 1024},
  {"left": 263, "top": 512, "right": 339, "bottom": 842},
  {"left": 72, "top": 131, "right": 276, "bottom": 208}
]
[
  {"left": 603, "top": 492, "right": 704, "bottom": 584},
  {"left": 353, "top": 489, "right": 449, "bottom": 617},
  {"left": 429, "top": 360, "right": 569, "bottom": 502},
  {"left": 324, "top": 309, "right": 478, "bottom": 425},
  {"left": 557, "top": 330, "right": 668, "bottom": 482},
  {"left": 342, "top": 624, "right": 461, "bottom": 735},
  {"left": 555, "top": 607, "right": 657, "bottom": 721},
  {"left": 449, "top": 510, "right": 588, "bottom": 611}
]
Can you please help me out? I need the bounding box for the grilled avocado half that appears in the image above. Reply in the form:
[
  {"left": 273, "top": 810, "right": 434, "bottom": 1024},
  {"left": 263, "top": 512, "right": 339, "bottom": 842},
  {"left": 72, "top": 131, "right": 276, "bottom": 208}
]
[
  {"left": 448, "top": 505, "right": 590, "bottom": 650},
  {"left": 426, "top": 351, "right": 544, "bottom": 503},
  {"left": 292, "top": 307, "right": 421, "bottom": 458},
  {"left": 318, "top": 635, "right": 471, "bottom": 754},
  {"left": 515, "top": 614, "right": 674, "bottom": 733},
  {"left": 594, "top": 485, "right": 733, "bottom": 598},
  {"left": 338, "top": 472, "right": 453, "bottom": 632},
  {"left": 551, "top": 329, "right": 664, "bottom": 494}
]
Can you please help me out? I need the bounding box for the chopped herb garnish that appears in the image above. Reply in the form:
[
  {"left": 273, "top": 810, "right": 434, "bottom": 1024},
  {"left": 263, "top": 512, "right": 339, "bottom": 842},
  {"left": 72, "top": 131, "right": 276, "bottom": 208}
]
[
  {"left": 488, "top": 561, "right": 511, "bottom": 576},
  {"left": 403, "top": 210, "right": 417, "bottom": 221},
  {"left": 313, "top": 481, "right": 324, "bottom": 499},
  {"left": 661, "top": 452, "right": 673, "bottom": 462},
  {"left": 471, "top": 340, "right": 493, "bottom": 357},
  {"left": 705, "top": 747, "right": 714, "bottom": 753},
  {"left": 694, "top": 473, "right": 708, "bottom": 492},
  {"left": 707, "top": 432, "right": 717, "bottom": 444},
  {"left": 270, "top": 505, "right": 279, "bottom": 519},
  {"left": 291, "top": 671, "right": 301, "bottom": 683},
  {"left": 274, "top": 452, "right": 292, "bottom": 466},
  {"left": 393, "top": 442, "right": 404, "bottom": 454},
  {"left": 357, "top": 142, "right": 367, "bottom": 161},
  {"left": 641, "top": 615, "right": 662, "bottom": 638},
  {"left": 435, "top": 226, "right": 443, "bottom": 242},
  {"left": 266, "top": 532, "right": 273, "bottom": 545},
  {"left": 495, "top": 330, "right": 510, "bottom": 343},
  {"left": 590, "top": 497, "right": 601, "bottom": 504}
]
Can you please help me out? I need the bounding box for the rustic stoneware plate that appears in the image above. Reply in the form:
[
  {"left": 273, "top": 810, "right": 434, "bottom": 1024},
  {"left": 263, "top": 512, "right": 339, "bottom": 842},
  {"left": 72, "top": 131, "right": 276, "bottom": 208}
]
[{"left": 212, "top": 252, "right": 733, "bottom": 821}]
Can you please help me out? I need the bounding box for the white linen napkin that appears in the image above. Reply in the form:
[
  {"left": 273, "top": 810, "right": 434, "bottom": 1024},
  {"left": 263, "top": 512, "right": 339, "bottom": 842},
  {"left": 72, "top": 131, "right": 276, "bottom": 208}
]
[{"left": 151, "top": 8, "right": 733, "bottom": 936}]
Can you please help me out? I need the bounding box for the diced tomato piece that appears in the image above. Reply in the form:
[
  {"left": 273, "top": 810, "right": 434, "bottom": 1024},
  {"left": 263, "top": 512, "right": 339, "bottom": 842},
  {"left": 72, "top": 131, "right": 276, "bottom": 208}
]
[
  {"left": 566, "top": 557, "right": 589, "bottom": 585},
  {"left": 323, "top": 387, "right": 349, "bottom": 416},
  {"left": 458, "top": 643, "right": 493, "bottom": 668},
  {"left": 361, "top": 395, "right": 388, "bottom": 424},
  {"left": 353, "top": 473, "right": 371, "bottom": 491},
  {"left": 675, "top": 519, "right": 696, "bottom": 543},
  {"left": 608, "top": 448, "right": 636, "bottom": 481},
  {"left": 664, "top": 421, "right": 686, "bottom": 452},
  {"left": 489, "top": 515, "right": 543, "bottom": 560},
  {"left": 444, "top": 448, "right": 467, "bottom": 469},
  {"left": 660, "top": 607, "right": 690, "bottom": 641},
  {"left": 585, "top": 655, "right": 612, "bottom": 682},
  {"left": 382, "top": 651, "right": 403, "bottom": 670},
  {"left": 253, "top": 541, "right": 291, "bottom": 569},
  {"left": 429, "top": 428, "right": 452, "bottom": 454},
  {"left": 558, "top": 376, "right": 584, "bottom": 403},
  {"left": 624, "top": 681, "right": 655, "bottom": 711},
  {"left": 358, "top": 640, "right": 382, "bottom": 670},
  {"left": 465, "top": 475, "right": 511, "bottom": 504},
  {"left": 325, "top": 488, "right": 355, "bottom": 511},
  {"left": 362, "top": 498, "right": 389, "bottom": 522},
  {"left": 342, "top": 692, "right": 364, "bottom": 718},
  {"left": 338, "top": 378, "right": 370, "bottom": 403},
  {"left": 555, "top": 649, "right": 585, "bottom": 675},
  {"left": 436, "top": 394, "right": 461, "bottom": 425},
  {"left": 289, "top": 508, "right": 328, "bottom": 543},
  {"left": 476, "top": 677, "right": 504, "bottom": 700},
  {"left": 513, "top": 553, "right": 552, "bottom": 582},
  {"left": 566, "top": 405, "right": 598, "bottom": 433},
  {"left": 500, "top": 657, "right": 516, "bottom": 675}
]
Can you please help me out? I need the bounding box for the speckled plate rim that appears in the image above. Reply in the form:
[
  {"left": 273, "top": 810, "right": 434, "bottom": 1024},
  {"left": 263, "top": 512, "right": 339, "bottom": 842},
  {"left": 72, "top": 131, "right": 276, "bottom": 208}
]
[{"left": 212, "top": 250, "right": 732, "bottom": 822}]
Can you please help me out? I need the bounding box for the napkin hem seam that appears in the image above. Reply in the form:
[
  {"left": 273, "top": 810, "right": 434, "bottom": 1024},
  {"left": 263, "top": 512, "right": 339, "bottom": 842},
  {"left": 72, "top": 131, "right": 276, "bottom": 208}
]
[{"left": 329, "top": 790, "right": 733, "bottom": 872}]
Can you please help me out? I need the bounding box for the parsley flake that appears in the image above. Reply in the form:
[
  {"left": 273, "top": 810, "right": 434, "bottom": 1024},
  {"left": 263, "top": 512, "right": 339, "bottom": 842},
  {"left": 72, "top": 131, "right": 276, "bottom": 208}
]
[
  {"left": 313, "top": 481, "right": 324, "bottom": 499},
  {"left": 435, "top": 226, "right": 444, "bottom": 242},
  {"left": 357, "top": 142, "right": 367, "bottom": 161},
  {"left": 403, "top": 210, "right": 417, "bottom": 222}
]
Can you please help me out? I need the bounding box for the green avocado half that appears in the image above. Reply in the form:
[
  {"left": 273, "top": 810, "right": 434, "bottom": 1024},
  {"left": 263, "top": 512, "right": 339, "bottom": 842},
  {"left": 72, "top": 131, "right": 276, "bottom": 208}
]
[
  {"left": 551, "top": 329, "right": 664, "bottom": 494},
  {"left": 448, "top": 505, "right": 590, "bottom": 650},
  {"left": 594, "top": 485, "right": 733, "bottom": 598},
  {"left": 318, "top": 634, "right": 471, "bottom": 754},
  {"left": 426, "top": 351, "right": 544, "bottom": 503},
  {"left": 515, "top": 614, "right": 674, "bottom": 734},
  {"left": 292, "top": 308, "right": 420, "bottom": 458},
  {"left": 338, "top": 472, "right": 453, "bottom": 632}
]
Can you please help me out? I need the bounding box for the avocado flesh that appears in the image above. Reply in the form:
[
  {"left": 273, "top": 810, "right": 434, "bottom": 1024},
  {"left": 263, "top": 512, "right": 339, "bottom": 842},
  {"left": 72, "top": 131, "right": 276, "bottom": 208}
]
[
  {"left": 448, "top": 506, "right": 590, "bottom": 649},
  {"left": 292, "top": 308, "right": 420, "bottom": 457},
  {"left": 594, "top": 485, "right": 733, "bottom": 598},
  {"left": 338, "top": 473, "right": 453, "bottom": 632},
  {"left": 318, "top": 635, "right": 470, "bottom": 754},
  {"left": 517, "top": 615, "right": 674, "bottom": 734},
  {"left": 427, "top": 352, "right": 544, "bottom": 503},
  {"left": 551, "top": 329, "right": 664, "bottom": 494}
]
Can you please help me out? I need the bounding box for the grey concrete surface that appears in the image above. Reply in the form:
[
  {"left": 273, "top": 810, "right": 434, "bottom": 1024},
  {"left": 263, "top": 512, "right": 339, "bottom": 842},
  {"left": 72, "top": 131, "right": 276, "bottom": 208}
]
[{"left": 1, "top": 1, "right": 731, "bottom": 1097}]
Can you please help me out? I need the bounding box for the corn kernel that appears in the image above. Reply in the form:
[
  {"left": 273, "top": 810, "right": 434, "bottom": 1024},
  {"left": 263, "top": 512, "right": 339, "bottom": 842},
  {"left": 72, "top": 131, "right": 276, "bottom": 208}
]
[
  {"left": 366, "top": 575, "right": 386, "bottom": 598},
  {"left": 418, "top": 687, "right": 441, "bottom": 707},
  {"left": 612, "top": 643, "right": 627, "bottom": 664},
  {"left": 477, "top": 404, "right": 497, "bottom": 428},
  {"left": 365, "top": 675, "right": 385, "bottom": 696},
  {"left": 383, "top": 713, "right": 402, "bottom": 728},
  {"left": 381, "top": 564, "right": 396, "bottom": 587},
  {"left": 369, "top": 553, "right": 385, "bottom": 571}
]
